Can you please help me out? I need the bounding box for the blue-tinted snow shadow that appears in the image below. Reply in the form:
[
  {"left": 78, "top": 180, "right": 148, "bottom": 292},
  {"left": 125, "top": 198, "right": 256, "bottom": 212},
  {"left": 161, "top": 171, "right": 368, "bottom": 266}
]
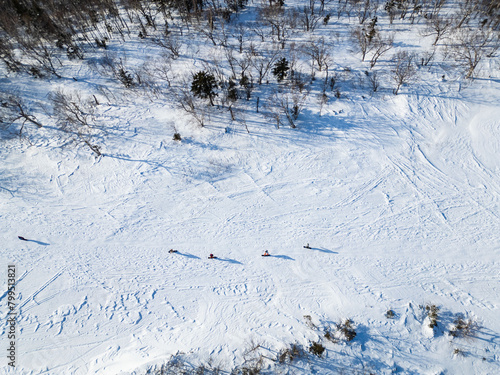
[
  {"left": 18, "top": 237, "right": 50, "bottom": 246},
  {"left": 176, "top": 252, "right": 200, "bottom": 259},
  {"left": 309, "top": 247, "right": 338, "bottom": 254},
  {"left": 103, "top": 154, "right": 173, "bottom": 174},
  {"left": 216, "top": 258, "right": 243, "bottom": 265},
  {"left": 475, "top": 326, "right": 500, "bottom": 345},
  {"left": 272, "top": 255, "right": 295, "bottom": 260},
  {"left": 29, "top": 240, "right": 50, "bottom": 246},
  {"left": 182, "top": 138, "right": 219, "bottom": 150}
]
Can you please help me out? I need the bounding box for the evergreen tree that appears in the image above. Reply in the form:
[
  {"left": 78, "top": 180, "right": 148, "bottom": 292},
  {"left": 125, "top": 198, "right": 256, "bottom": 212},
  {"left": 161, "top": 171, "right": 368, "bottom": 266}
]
[
  {"left": 227, "top": 80, "right": 238, "bottom": 102},
  {"left": 272, "top": 57, "right": 290, "bottom": 82},
  {"left": 191, "top": 71, "right": 218, "bottom": 106}
]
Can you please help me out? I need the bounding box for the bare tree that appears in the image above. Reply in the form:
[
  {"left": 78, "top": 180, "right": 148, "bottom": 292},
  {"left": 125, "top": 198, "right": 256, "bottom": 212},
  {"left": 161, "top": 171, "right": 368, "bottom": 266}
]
[
  {"left": 448, "top": 27, "right": 498, "bottom": 79},
  {"left": 49, "top": 90, "right": 102, "bottom": 156},
  {"left": 0, "top": 36, "right": 21, "bottom": 72},
  {"left": 176, "top": 79, "right": 208, "bottom": 127},
  {"left": 355, "top": 0, "right": 377, "bottom": 24},
  {"left": 151, "top": 31, "right": 182, "bottom": 59},
  {"left": 263, "top": 92, "right": 283, "bottom": 129},
  {"left": 317, "top": 90, "right": 328, "bottom": 116},
  {"left": 259, "top": 3, "right": 289, "bottom": 47},
  {"left": 142, "top": 54, "right": 175, "bottom": 87},
  {"left": 0, "top": 93, "right": 43, "bottom": 136},
  {"left": 252, "top": 24, "right": 268, "bottom": 42},
  {"left": 236, "top": 24, "right": 248, "bottom": 53},
  {"left": 424, "top": 14, "right": 453, "bottom": 45},
  {"left": 391, "top": 51, "right": 417, "bottom": 94},
  {"left": 424, "top": 0, "right": 447, "bottom": 18},
  {"left": 303, "top": 37, "right": 332, "bottom": 73},
  {"left": 92, "top": 52, "right": 136, "bottom": 88},
  {"left": 369, "top": 33, "right": 394, "bottom": 68},
  {"left": 224, "top": 48, "right": 239, "bottom": 80},
  {"left": 367, "top": 70, "right": 380, "bottom": 92},
  {"left": 266, "top": 87, "right": 308, "bottom": 128},
  {"left": 299, "top": 1, "right": 322, "bottom": 32},
  {"left": 352, "top": 18, "right": 379, "bottom": 62},
  {"left": 19, "top": 38, "right": 63, "bottom": 78},
  {"left": 352, "top": 27, "right": 372, "bottom": 61},
  {"left": 420, "top": 46, "right": 436, "bottom": 67},
  {"left": 251, "top": 49, "right": 279, "bottom": 84},
  {"left": 454, "top": 0, "right": 478, "bottom": 28}
]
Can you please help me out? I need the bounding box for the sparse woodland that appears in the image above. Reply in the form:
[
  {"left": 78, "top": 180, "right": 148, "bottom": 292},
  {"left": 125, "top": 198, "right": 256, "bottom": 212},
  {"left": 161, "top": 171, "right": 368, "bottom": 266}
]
[{"left": 0, "top": 0, "right": 499, "bottom": 153}]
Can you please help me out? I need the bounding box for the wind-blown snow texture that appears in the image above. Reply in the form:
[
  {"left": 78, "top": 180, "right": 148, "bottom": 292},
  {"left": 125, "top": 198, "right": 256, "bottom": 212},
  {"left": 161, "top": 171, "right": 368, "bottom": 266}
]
[{"left": 1, "top": 3, "right": 500, "bottom": 375}]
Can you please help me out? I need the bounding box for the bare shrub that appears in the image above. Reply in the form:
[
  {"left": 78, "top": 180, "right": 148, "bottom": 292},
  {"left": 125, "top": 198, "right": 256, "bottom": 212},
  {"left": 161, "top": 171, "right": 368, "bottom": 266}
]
[
  {"left": 385, "top": 309, "right": 396, "bottom": 319},
  {"left": 308, "top": 341, "right": 325, "bottom": 357},
  {"left": 425, "top": 304, "right": 439, "bottom": 329},
  {"left": 337, "top": 319, "right": 357, "bottom": 341},
  {"left": 449, "top": 316, "right": 478, "bottom": 338},
  {"left": 367, "top": 70, "right": 380, "bottom": 92},
  {"left": 304, "top": 314, "right": 317, "bottom": 329},
  {"left": 277, "top": 343, "right": 305, "bottom": 364},
  {"left": 324, "top": 329, "right": 338, "bottom": 343}
]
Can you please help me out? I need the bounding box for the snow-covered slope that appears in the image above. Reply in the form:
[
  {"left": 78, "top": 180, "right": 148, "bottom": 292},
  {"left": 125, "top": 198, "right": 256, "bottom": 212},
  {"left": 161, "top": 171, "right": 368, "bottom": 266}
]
[{"left": 1, "top": 2, "right": 500, "bottom": 374}]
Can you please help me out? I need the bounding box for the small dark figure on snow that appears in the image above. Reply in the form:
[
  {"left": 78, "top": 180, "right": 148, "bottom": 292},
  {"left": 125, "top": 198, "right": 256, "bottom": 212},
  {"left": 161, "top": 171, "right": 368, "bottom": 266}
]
[
  {"left": 208, "top": 253, "right": 217, "bottom": 259},
  {"left": 262, "top": 250, "right": 271, "bottom": 257},
  {"left": 18, "top": 236, "right": 28, "bottom": 241},
  {"left": 169, "top": 249, "right": 178, "bottom": 253},
  {"left": 303, "top": 243, "right": 311, "bottom": 249}
]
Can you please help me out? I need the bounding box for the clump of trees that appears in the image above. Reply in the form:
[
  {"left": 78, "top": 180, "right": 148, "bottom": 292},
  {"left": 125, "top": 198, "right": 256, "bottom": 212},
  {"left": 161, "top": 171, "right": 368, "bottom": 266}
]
[{"left": 1, "top": 0, "right": 499, "bottom": 151}]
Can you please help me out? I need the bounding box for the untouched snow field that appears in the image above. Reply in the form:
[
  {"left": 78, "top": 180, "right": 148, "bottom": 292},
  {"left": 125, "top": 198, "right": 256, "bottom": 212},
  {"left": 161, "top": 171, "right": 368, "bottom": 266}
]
[{"left": 1, "top": 2, "right": 500, "bottom": 374}]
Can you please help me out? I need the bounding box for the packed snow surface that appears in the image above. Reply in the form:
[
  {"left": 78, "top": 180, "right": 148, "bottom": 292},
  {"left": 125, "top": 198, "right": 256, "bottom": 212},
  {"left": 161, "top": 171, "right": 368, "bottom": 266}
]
[
  {"left": 2, "top": 81, "right": 499, "bottom": 374},
  {"left": 1, "top": 4, "right": 500, "bottom": 374}
]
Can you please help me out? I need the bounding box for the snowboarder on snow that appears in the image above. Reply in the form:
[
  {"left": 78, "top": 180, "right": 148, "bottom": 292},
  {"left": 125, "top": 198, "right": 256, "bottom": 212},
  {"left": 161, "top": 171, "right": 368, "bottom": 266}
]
[
  {"left": 262, "top": 250, "right": 270, "bottom": 257},
  {"left": 208, "top": 253, "right": 217, "bottom": 259},
  {"left": 169, "top": 249, "right": 178, "bottom": 253},
  {"left": 303, "top": 243, "right": 311, "bottom": 249}
]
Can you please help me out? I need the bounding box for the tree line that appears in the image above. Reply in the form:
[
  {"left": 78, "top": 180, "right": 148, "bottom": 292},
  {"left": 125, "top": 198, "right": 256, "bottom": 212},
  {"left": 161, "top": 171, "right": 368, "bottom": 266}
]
[{"left": 1, "top": 0, "right": 499, "bottom": 153}]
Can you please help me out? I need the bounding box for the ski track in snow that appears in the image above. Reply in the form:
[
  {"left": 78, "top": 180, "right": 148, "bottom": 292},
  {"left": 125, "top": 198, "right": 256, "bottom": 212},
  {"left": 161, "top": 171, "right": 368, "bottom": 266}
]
[{"left": 2, "top": 19, "right": 500, "bottom": 375}]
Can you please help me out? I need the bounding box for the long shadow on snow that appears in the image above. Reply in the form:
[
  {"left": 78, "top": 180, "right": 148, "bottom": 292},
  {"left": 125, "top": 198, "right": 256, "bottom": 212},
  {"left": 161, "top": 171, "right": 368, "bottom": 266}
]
[
  {"left": 18, "top": 236, "right": 49, "bottom": 245},
  {"left": 221, "top": 107, "right": 357, "bottom": 147},
  {"left": 182, "top": 138, "right": 219, "bottom": 150},
  {"left": 299, "top": 108, "right": 360, "bottom": 133},
  {"left": 475, "top": 326, "right": 500, "bottom": 346},
  {"left": 308, "top": 247, "right": 337, "bottom": 254},
  {"left": 215, "top": 258, "right": 243, "bottom": 265},
  {"left": 272, "top": 255, "right": 294, "bottom": 260},
  {"left": 25, "top": 239, "right": 50, "bottom": 246},
  {"left": 104, "top": 153, "right": 174, "bottom": 175}
]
